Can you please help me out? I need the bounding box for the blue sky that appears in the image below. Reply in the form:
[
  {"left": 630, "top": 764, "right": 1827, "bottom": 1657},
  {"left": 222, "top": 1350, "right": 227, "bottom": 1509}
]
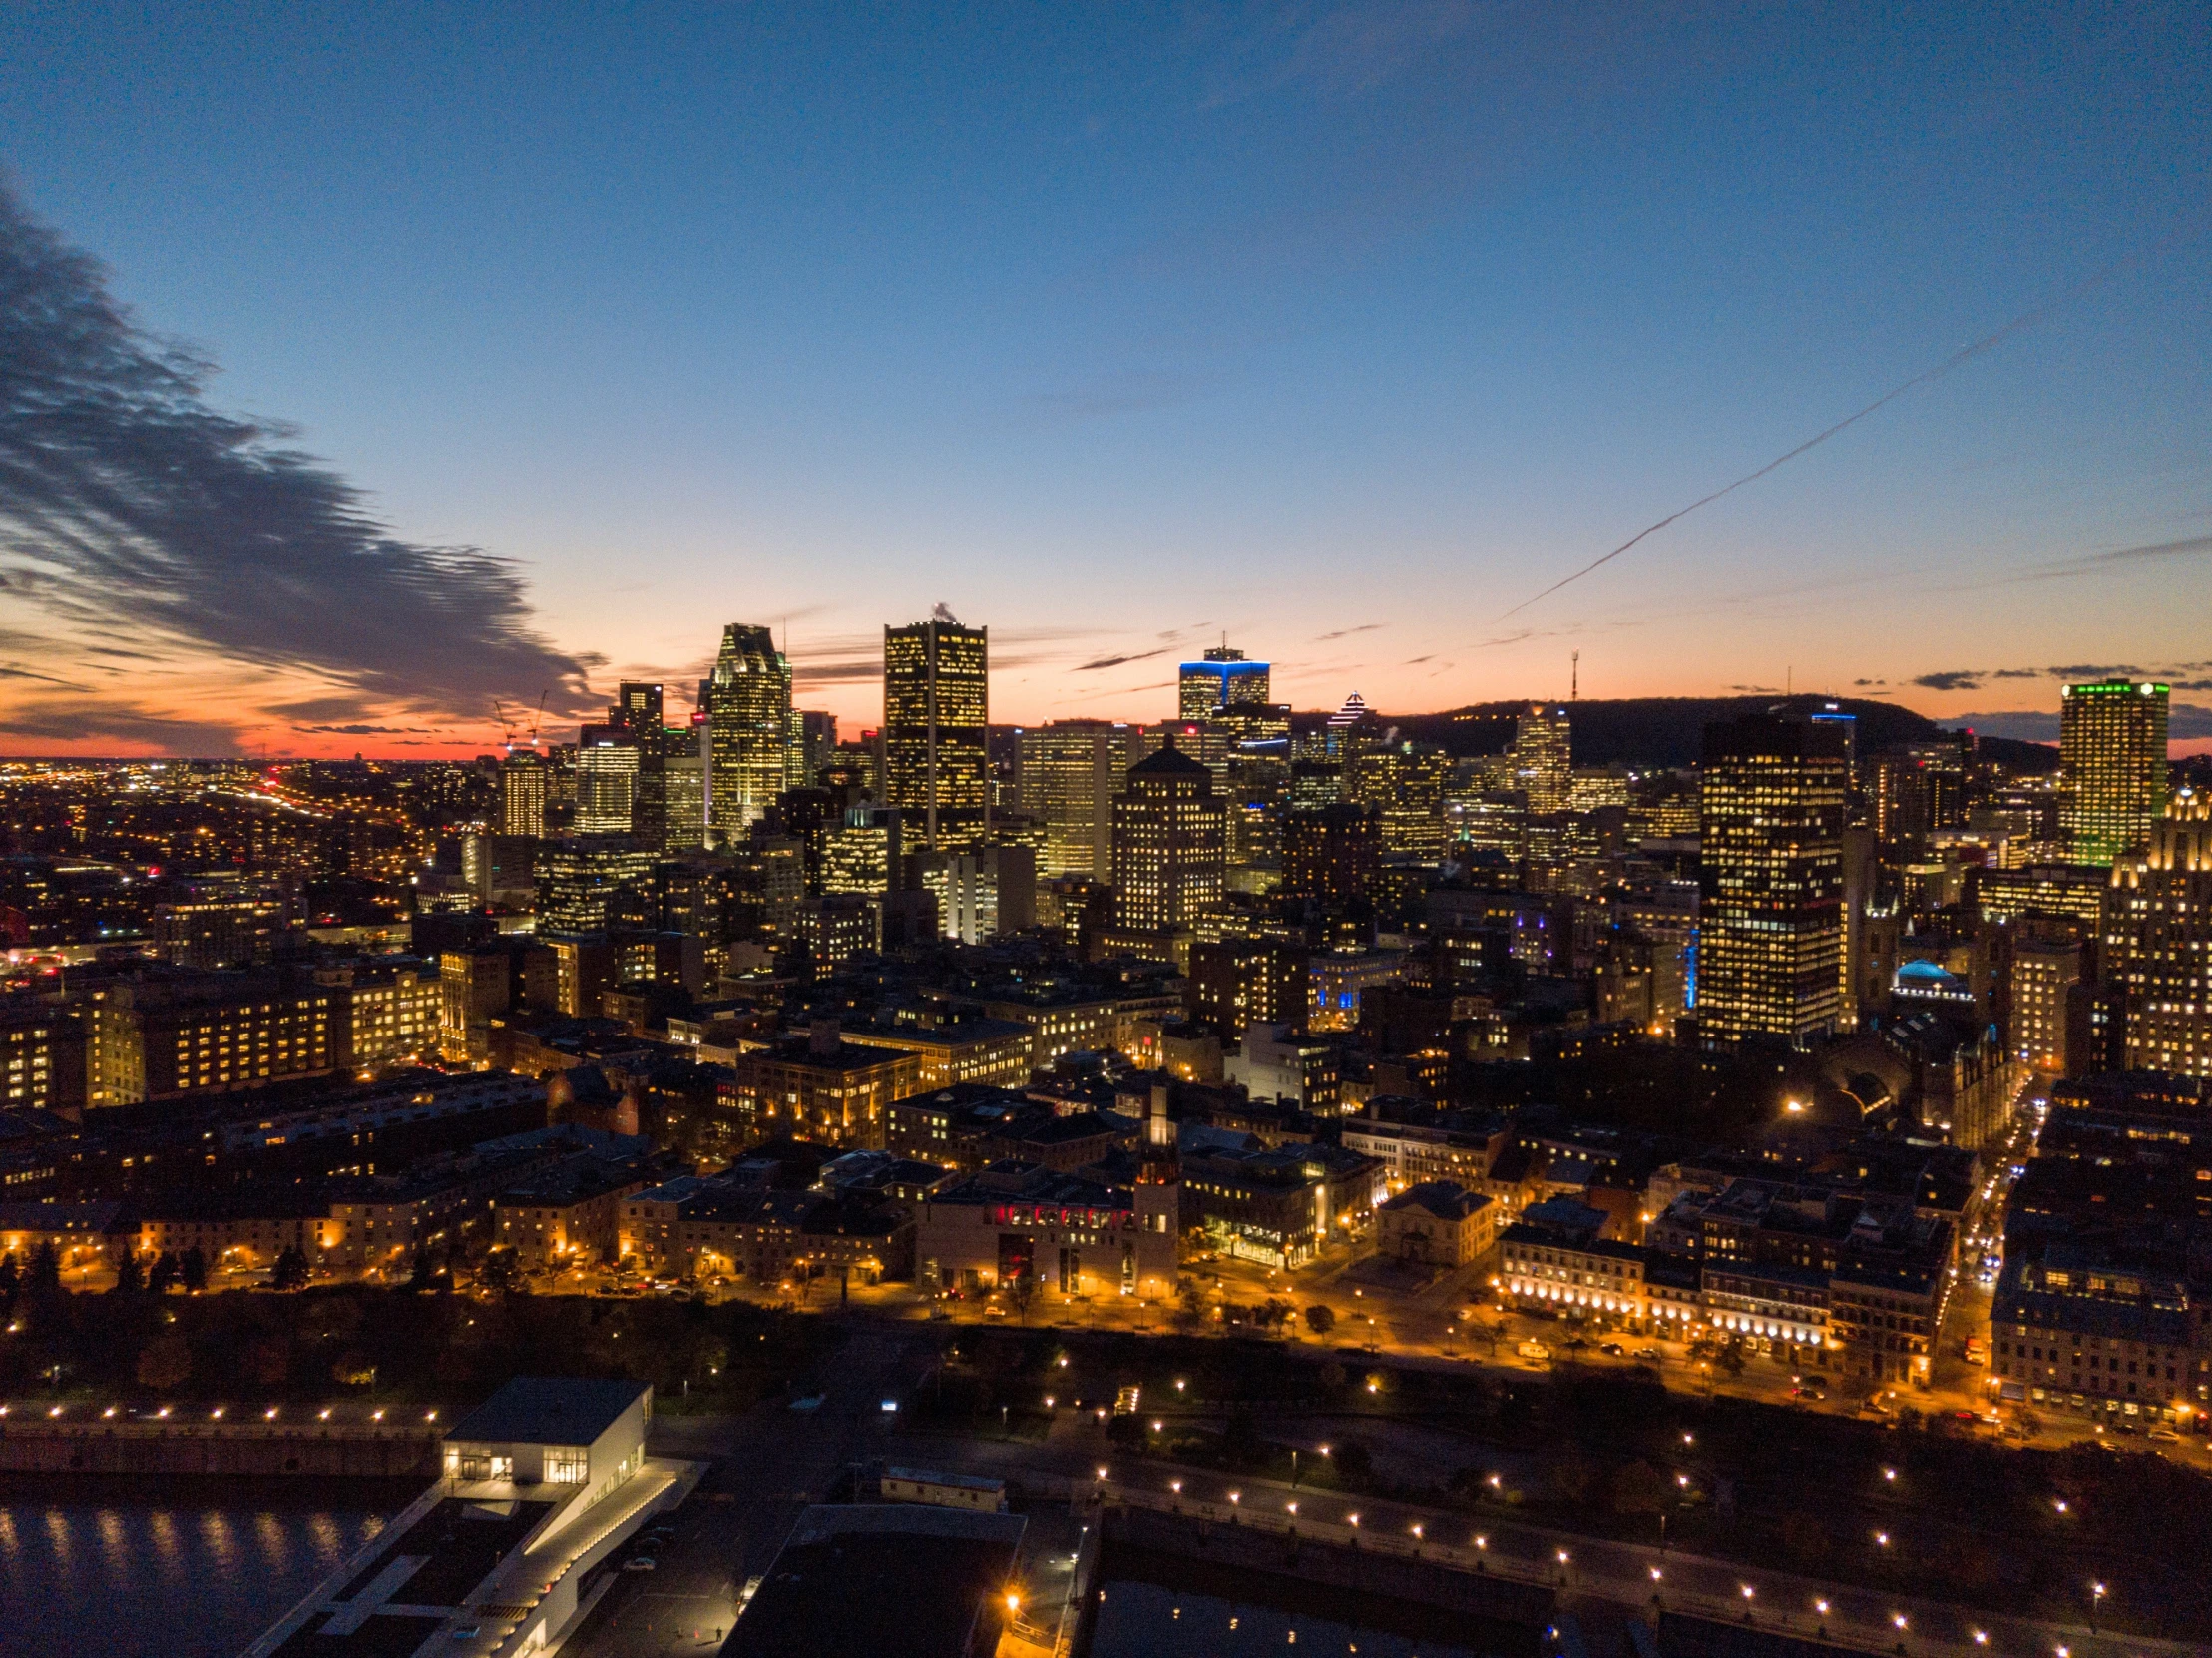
[{"left": 2, "top": 1, "right": 2208, "bottom": 753}]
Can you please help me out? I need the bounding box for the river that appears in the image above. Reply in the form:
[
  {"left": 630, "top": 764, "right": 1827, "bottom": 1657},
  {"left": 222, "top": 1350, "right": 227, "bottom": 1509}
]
[{"left": 0, "top": 1479, "right": 406, "bottom": 1658}]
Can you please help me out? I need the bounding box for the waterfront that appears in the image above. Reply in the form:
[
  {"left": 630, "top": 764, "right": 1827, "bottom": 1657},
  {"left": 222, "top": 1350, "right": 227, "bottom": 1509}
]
[{"left": 0, "top": 1480, "right": 403, "bottom": 1658}]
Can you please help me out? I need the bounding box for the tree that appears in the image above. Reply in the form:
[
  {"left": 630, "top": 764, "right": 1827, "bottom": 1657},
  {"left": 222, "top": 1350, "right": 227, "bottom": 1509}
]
[
  {"left": 1714, "top": 1337, "right": 1747, "bottom": 1379},
  {"left": 26, "top": 1240, "right": 62, "bottom": 1295},
  {"left": 179, "top": 1247, "right": 208, "bottom": 1294},
  {"left": 272, "top": 1246, "right": 309, "bottom": 1291},
  {"left": 1610, "top": 1458, "right": 1669, "bottom": 1519},
  {"left": 0, "top": 1252, "right": 18, "bottom": 1303},
  {"left": 1304, "top": 1304, "right": 1336, "bottom": 1336},
  {"left": 147, "top": 1252, "right": 179, "bottom": 1296},
  {"left": 331, "top": 1350, "right": 378, "bottom": 1388},
  {"left": 111, "top": 1251, "right": 146, "bottom": 1296},
  {"left": 1331, "top": 1438, "right": 1373, "bottom": 1484},
  {"left": 480, "top": 1247, "right": 519, "bottom": 1292},
  {"left": 136, "top": 1333, "right": 193, "bottom": 1391},
  {"left": 1222, "top": 1408, "right": 1265, "bottom": 1469}
]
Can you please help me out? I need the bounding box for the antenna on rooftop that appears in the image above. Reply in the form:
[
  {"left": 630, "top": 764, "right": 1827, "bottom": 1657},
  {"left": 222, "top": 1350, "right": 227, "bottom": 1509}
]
[{"left": 1571, "top": 651, "right": 1579, "bottom": 701}]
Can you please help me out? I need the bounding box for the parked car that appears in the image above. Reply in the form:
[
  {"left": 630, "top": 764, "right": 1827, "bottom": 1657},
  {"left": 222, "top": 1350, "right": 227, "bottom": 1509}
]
[
  {"left": 1599, "top": 1342, "right": 1625, "bottom": 1356},
  {"left": 1634, "top": 1346, "right": 1660, "bottom": 1360},
  {"left": 623, "top": 1557, "right": 657, "bottom": 1573}
]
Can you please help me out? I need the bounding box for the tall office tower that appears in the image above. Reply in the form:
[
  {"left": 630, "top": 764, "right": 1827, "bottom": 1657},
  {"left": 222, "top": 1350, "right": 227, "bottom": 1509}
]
[
  {"left": 613, "top": 681, "right": 664, "bottom": 734},
  {"left": 500, "top": 751, "right": 549, "bottom": 838},
  {"left": 1697, "top": 715, "right": 1849, "bottom": 1046},
  {"left": 2105, "top": 792, "right": 2212, "bottom": 1076},
  {"left": 609, "top": 682, "right": 669, "bottom": 847},
  {"left": 1512, "top": 704, "right": 1572, "bottom": 815},
  {"left": 1130, "top": 720, "right": 1232, "bottom": 797},
  {"left": 1282, "top": 802, "right": 1379, "bottom": 917},
  {"left": 705, "top": 623, "right": 793, "bottom": 842},
  {"left": 1018, "top": 720, "right": 1129, "bottom": 878},
  {"left": 574, "top": 725, "right": 641, "bottom": 836},
  {"left": 1110, "top": 744, "right": 1226, "bottom": 932},
  {"left": 1178, "top": 645, "right": 1271, "bottom": 720},
  {"left": 2061, "top": 679, "right": 2168, "bottom": 865},
  {"left": 823, "top": 806, "right": 904, "bottom": 898},
  {"left": 884, "top": 617, "right": 989, "bottom": 850},
  {"left": 662, "top": 718, "right": 709, "bottom": 851},
  {"left": 1346, "top": 742, "right": 1451, "bottom": 860},
  {"left": 799, "top": 710, "right": 839, "bottom": 788},
  {"left": 537, "top": 839, "right": 659, "bottom": 935},
  {"left": 2005, "top": 924, "right": 2086, "bottom": 1075},
  {"left": 1322, "top": 692, "right": 1371, "bottom": 758}
]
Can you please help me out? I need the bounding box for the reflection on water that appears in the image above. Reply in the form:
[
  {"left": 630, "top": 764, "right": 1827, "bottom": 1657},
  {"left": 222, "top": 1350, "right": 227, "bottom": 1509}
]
[
  {"left": 0, "top": 1493, "right": 389, "bottom": 1658},
  {"left": 1088, "top": 1579, "right": 1491, "bottom": 1658}
]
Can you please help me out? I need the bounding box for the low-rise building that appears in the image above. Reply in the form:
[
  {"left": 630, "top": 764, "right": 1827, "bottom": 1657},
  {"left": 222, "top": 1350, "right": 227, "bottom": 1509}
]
[
  {"left": 915, "top": 1160, "right": 1178, "bottom": 1301},
  {"left": 719, "top": 1022, "right": 926, "bottom": 1151},
  {"left": 1376, "top": 1181, "right": 1494, "bottom": 1268}
]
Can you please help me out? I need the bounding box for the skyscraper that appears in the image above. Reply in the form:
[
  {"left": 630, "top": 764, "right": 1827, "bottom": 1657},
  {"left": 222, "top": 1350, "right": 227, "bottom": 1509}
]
[
  {"left": 1018, "top": 720, "right": 1129, "bottom": 878},
  {"left": 705, "top": 623, "right": 792, "bottom": 842},
  {"left": 613, "top": 680, "right": 664, "bottom": 734},
  {"left": 1512, "top": 703, "right": 1572, "bottom": 815},
  {"left": 662, "top": 716, "right": 709, "bottom": 852},
  {"left": 884, "top": 617, "right": 989, "bottom": 850},
  {"left": 1110, "top": 743, "right": 1226, "bottom": 932},
  {"left": 798, "top": 709, "right": 839, "bottom": 788},
  {"left": 1178, "top": 645, "right": 1271, "bottom": 720},
  {"left": 2060, "top": 678, "right": 2168, "bottom": 865},
  {"left": 1698, "top": 715, "right": 1849, "bottom": 1046},
  {"left": 500, "top": 751, "right": 548, "bottom": 839},
  {"left": 574, "top": 725, "right": 640, "bottom": 837},
  {"left": 2105, "top": 791, "right": 2212, "bottom": 1076}
]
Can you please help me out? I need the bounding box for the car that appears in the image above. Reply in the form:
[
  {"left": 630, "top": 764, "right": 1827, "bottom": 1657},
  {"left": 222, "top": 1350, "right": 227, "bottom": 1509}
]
[
  {"left": 623, "top": 1556, "right": 657, "bottom": 1572},
  {"left": 1634, "top": 1346, "right": 1660, "bottom": 1360},
  {"left": 2148, "top": 1428, "right": 2181, "bottom": 1443},
  {"left": 1599, "top": 1343, "right": 1625, "bottom": 1357}
]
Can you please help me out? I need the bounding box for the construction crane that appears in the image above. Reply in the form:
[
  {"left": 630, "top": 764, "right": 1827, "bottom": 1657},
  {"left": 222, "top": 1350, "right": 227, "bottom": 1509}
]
[
  {"left": 493, "top": 698, "right": 517, "bottom": 755},
  {"left": 527, "top": 690, "right": 549, "bottom": 753}
]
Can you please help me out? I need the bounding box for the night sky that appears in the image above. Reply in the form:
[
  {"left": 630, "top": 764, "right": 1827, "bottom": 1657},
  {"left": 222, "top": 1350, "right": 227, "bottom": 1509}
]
[{"left": 3, "top": 2, "right": 2207, "bottom": 755}]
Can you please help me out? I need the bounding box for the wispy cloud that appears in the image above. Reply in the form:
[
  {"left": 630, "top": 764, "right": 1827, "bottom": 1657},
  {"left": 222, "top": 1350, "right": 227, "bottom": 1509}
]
[
  {"left": 0, "top": 181, "right": 599, "bottom": 739},
  {"left": 1911, "top": 670, "right": 1983, "bottom": 692},
  {"left": 2008, "top": 534, "right": 2212, "bottom": 584},
  {"left": 1313, "top": 622, "right": 1385, "bottom": 642},
  {"left": 0, "top": 694, "right": 241, "bottom": 754},
  {"left": 1075, "top": 647, "right": 1172, "bottom": 673}
]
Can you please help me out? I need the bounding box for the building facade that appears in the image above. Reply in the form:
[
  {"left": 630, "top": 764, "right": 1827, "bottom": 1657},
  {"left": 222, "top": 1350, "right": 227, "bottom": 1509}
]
[
  {"left": 1698, "top": 715, "right": 1849, "bottom": 1045},
  {"left": 884, "top": 618, "right": 990, "bottom": 851},
  {"left": 2060, "top": 678, "right": 2169, "bottom": 866}
]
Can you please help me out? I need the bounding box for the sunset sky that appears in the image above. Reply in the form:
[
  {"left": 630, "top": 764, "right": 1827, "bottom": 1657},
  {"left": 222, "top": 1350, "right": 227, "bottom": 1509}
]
[{"left": 2, "top": 3, "right": 2208, "bottom": 758}]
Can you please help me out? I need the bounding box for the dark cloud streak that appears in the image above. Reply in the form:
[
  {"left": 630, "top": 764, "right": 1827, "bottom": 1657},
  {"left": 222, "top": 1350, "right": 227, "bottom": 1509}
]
[{"left": 0, "top": 181, "right": 598, "bottom": 727}]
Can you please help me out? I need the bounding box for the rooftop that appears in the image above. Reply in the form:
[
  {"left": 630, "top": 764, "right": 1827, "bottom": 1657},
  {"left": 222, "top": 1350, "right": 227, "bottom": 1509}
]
[
  {"left": 717, "top": 1504, "right": 1025, "bottom": 1658},
  {"left": 447, "top": 1376, "right": 648, "bottom": 1448}
]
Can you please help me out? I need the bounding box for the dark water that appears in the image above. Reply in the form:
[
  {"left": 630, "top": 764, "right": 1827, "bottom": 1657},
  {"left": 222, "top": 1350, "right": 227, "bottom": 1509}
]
[
  {"left": 1087, "top": 1578, "right": 1495, "bottom": 1657},
  {"left": 0, "top": 1481, "right": 401, "bottom": 1658}
]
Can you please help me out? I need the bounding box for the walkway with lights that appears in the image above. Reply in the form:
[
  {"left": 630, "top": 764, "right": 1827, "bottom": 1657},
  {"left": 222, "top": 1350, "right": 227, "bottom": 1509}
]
[{"left": 896, "top": 1444, "right": 2199, "bottom": 1658}]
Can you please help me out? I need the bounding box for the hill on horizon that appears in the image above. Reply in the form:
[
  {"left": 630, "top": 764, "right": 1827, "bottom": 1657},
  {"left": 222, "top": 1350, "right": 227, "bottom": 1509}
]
[{"left": 1291, "top": 694, "right": 2059, "bottom": 772}]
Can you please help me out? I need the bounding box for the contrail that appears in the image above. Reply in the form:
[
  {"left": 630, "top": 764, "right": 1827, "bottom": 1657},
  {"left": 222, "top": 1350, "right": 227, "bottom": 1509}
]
[{"left": 1495, "top": 233, "right": 2194, "bottom": 622}]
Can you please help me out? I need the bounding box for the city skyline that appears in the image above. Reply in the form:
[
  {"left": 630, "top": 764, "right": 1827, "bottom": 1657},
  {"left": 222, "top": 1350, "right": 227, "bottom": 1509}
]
[{"left": 2, "top": 3, "right": 2209, "bottom": 758}]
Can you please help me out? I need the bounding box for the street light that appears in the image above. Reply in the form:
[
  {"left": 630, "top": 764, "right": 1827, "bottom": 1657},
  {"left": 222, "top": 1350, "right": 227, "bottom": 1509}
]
[{"left": 2091, "top": 1582, "right": 2105, "bottom": 1632}]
